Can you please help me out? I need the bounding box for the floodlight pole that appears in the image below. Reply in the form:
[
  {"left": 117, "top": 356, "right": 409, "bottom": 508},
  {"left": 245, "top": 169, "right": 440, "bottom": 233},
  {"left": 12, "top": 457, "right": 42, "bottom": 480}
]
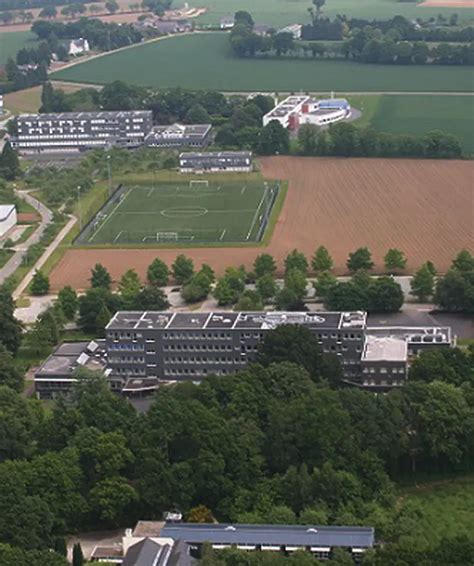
[
  {"left": 107, "top": 154, "right": 112, "bottom": 198},
  {"left": 77, "top": 185, "right": 83, "bottom": 232}
]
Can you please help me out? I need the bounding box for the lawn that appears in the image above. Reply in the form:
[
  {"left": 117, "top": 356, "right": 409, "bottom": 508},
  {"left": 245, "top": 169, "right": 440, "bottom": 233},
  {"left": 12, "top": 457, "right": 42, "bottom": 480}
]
[
  {"left": 399, "top": 475, "right": 474, "bottom": 546},
  {"left": 79, "top": 180, "right": 278, "bottom": 245},
  {"left": 0, "top": 31, "right": 37, "bottom": 65},
  {"left": 195, "top": 0, "right": 474, "bottom": 27},
  {"left": 347, "top": 94, "right": 474, "bottom": 153},
  {"left": 370, "top": 95, "right": 474, "bottom": 154},
  {"left": 51, "top": 33, "right": 474, "bottom": 92}
]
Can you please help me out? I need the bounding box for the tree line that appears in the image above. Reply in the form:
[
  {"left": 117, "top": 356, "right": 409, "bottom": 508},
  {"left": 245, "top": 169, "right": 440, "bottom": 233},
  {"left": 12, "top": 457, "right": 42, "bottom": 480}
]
[
  {"left": 32, "top": 81, "right": 465, "bottom": 158},
  {"left": 229, "top": 11, "right": 473, "bottom": 66},
  {"left": 0, "top": 273, "right": 473, "bottom": 564}
]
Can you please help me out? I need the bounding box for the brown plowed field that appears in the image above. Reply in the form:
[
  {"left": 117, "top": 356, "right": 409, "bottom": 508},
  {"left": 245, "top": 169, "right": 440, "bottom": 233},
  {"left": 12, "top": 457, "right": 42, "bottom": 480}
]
[{"left": 50, "top": 157, "right": 474, "bottom": 291}]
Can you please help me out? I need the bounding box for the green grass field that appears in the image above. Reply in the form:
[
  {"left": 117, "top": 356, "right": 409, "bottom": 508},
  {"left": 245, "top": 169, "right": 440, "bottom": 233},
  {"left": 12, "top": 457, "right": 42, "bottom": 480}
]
[
  {"left": 399, "top": 475, "right": 474, "bottom": 545},
  {"left": 348, "top": 94, "right": 474, "bottom": 153},
  {"left": 51, "top": 33, "right": 474, "bottom": 92},
  {"left": 194, "top": 0, "right": 474, "bottom": 26},
  {"left": 82, "top": 180, "right": 278, "bottom": 245},
  {"left": 0, "top": 31, "right": 37, "bottom": 65}
]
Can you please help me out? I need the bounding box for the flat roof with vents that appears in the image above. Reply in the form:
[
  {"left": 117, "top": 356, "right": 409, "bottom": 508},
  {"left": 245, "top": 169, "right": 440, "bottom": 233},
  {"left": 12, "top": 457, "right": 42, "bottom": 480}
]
[{"left": 159, "top": 523, "right": 375, "bottom": 548}]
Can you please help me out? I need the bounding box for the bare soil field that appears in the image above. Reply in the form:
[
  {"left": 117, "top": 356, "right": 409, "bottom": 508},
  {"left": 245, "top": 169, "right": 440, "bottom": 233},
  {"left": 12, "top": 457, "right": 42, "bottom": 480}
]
[{"left": 49, "top": 157, "right": 474, "bottom": 291}]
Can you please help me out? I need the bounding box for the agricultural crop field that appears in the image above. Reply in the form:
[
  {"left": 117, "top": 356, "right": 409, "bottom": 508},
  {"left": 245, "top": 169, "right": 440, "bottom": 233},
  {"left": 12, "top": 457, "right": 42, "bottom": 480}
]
[
  {"left": 348, "top": 94, "right": 474, "bottom": 154},
  {"left": 0, "top": 31, "right": 36, "bottom": 65},
  {"left": 77, "top": 180, "right": 279, "bottom": 246},
  {"left": 50, "top": 157, "right": 473, "bottom": 290},
  {"left": 195, "top": 0, "right": 474, "bottom": 26},
  {"left": 51, "top": 33, "right": 474, "bottom": 92}
]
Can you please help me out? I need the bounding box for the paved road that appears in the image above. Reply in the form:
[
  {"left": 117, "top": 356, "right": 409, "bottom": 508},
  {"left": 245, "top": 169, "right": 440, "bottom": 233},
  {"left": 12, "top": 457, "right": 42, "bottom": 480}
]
[
  {"left": 13, "top": 214, "right": 76, "bottom": 299},
  {"left": 0, "top": 191, "right": 53, "bottom": 285}
]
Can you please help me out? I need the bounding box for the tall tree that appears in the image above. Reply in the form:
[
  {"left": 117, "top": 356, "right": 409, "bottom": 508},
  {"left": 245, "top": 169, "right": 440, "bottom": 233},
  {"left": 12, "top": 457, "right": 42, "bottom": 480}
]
[
  {"left": 72, "top": 542, "right": 84, "bottom": 566},
  {"left": 90, "top": 263, "right": 112, "bottom": 290},
  {"left": 312, "top": 246, "right": 333, "bottom": 273},
  {"left": 0, "top": 286, "right": 22, "bottom": 355},
  {"left": 172, "top": 254, "right": 195, "bottom": 285},
  {"left": 347, "top": 247, "right": 374, "bottom": 273},
  {"left": 57, "top": 286, "right": 78, "bottom": 320},
  {"left": 0, "top": 345, "right": 23, "bottom": 391},
  {"left": 31, "top": 271, "right": 50, "bottom": 296},
  {"left": 147, "top": 258, "right": 169, "bottom": 287},
  {"left": 410, "top": 264, "right": 435, "bottom": 302},
  {"left": 284, "top": 249, "right": 309, "bottom": 276},
  {"left": 0, "top": 142, "right": 21, "bottom": 181},
  {"left": 384, "top": 248, "right": 407, "bottom": 273},
  {"left": 118, "top": 269, "right": 141, "bottom": 309},
  {"left": 254, "top": 253, "right": 277, "bottom": 278}
]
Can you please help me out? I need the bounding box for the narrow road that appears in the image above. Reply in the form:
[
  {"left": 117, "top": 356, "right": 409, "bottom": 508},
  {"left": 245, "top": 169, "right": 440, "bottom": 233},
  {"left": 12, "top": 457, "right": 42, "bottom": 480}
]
[
  {"left": 13, "top": 214, "right": 76, "bottom": 299},
  {"left": 0, "top": 191, "right": 53, "bottom": 284}
]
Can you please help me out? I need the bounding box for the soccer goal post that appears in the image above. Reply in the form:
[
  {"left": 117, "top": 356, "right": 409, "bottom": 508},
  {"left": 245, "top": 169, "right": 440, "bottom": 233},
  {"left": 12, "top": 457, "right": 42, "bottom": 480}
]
[
  {"left": 156, "top": 231, "right": 179, "bottom": 242},
  {"left": 189, "top": 180, "right": 209, "bottom": 189}
]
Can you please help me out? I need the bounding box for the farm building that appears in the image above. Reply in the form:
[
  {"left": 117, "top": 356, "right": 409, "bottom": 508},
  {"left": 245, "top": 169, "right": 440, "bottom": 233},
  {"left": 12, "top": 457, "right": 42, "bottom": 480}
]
[
  {"left": 145, "top": 123, "right": 212, "bottom": 148},
  {"left": 179, "top": 151, "right": 252, "bottom": 173},
  {"left": 263, "top": 95, "right": 351, "bottom": 129},
  {"left": 0, "top": 205, "right": 17, "bottom": 238},
  {"left": 220, "top": 17, "right": 234, "bottom": 29},
  {"left": 68, "top": 38, "right": 90, "bottom": 56}
]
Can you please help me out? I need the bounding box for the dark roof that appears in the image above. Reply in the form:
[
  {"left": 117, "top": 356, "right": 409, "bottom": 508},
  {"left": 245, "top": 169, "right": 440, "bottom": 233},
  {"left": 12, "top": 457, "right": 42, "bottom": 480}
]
[
  {"left": 18, "top": 111, "right": 152, "bottom": 121},
  {"left": 159, "top": 523, "right": 375, "bottom": 548},
  {"left": 123, "top": 538, "right": 172, "bottom": 566}
]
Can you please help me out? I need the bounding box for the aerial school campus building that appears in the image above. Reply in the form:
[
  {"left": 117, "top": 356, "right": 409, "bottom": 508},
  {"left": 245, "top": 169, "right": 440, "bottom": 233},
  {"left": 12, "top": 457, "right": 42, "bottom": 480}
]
[{"left": 262, "top": 95, "right": 351, "bottom": 130}]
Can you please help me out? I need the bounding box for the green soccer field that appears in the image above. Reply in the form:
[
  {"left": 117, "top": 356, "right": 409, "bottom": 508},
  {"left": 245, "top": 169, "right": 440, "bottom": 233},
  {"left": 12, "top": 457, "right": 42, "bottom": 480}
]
[{"left": 84, "top": 180, "right": 278, "bottom": 245}]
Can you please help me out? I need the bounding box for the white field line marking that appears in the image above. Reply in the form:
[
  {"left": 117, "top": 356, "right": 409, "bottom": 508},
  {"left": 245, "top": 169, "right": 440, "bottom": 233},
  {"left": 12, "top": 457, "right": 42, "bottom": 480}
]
[
  {"left": 219, "top": 229, "right": 226, "bottom": 241},
  {"left": 113, "top": 230, "right": 123, "bottom": 243},
  {"left": 89, "top": 188, "right": 131, "bottom": 242},
  {"left": 241, "top": 185, "right": 246, "bottom": 195},
  {"left": 147, "top": 187, "right": 154, "bottom": 196},
  {"left": 246, "top": 186, "right": 268, "bottom": 240}
]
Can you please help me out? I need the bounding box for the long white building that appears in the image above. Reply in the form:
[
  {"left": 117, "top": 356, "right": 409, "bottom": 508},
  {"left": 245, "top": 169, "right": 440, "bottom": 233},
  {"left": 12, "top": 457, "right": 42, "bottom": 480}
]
[
  {"left": 263, "top": 95, "right": 351, "bottom": 130},
  {"left": 0, "top": 205, "right": 17, "bottom": 238}
]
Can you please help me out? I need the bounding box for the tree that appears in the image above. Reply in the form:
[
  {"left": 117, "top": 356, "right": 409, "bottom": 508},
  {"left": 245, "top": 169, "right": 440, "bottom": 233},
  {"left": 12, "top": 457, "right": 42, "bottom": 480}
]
[
  {"left": 325, "top": 281, "right": 368, "bottom": 311},
  {"left": 312, "top": 246, "right": 333, "bottom": 273},
  {"left": 276, "top": 268, "right": 308, "bottom": 310},
  {"left": 257, "top": 120, "right": 290, "bottom": 155},
  {"left": 234, "top": 10, "right": 253, "bottom": 26},
  {"left": 0, "top": 142, "right": 21, "bottom": 181},
  {"left": 298, "top": 123, "right": 319, "bottom": 156},
  {"left": 0, "top": 345, "right": 23, "bottom": 391},
  {"left": 452, "top": 249, "right": 474, "bottom": 272},
  {"left": 147, "top": 258, "right": 169, "bottom": 287},
  {"left": 235, "top": 290, "right": 263, "bottom": 311},
  {"left": 105, "top": 0, "right": 120, "bottom": 14},
  {"left": 410, "top": 263, "right": 435, "bottom": 302},
  {"left": 185, "top": 103, "right": 211, "bottom": 124},
  {"left": 254, "top": 253, "right": 277, "bottom": 278},
  {"left": 181, "top": 268, "right": 213, "bottom": 304},
  {"left": 384, "top": 248, "right": 407, "bottom": 273},
  {"left": 172, "top": 254, "right": 194, "bottom": 285},
  {"left": 434, "top": 268, "right": 474, "bottom": 313},
  {"left": 72, "top": 542, "right": 84, "bottom": 566},
  {"left": 285, "top": 249, "right": 308, "bottom": 275},
  {"left": 367, "top": 276, "right": 404, "bottom": 312},
  {"left": 257, "top": 324, "right": 323, "bottom": 379},
  {"left": 313, "top": 0, "right": 326, "bottom": 18},
  {"left": 314, "top": 270, "right": 337, "bottom": 300},
  {"left": 186, "top": 504, "right": 215, "bottom": 523},
  {"left": 78, "top": 288, "right": 118, "bottom": 333},
  {"left": 31, "top": 270, "right": 50, "bottom": 296},
  {"left": 95, "top": 304, "right": 112, "bottom": 338},
  {"left": 0, "top": 287, "right": 22, "bottom": 355},
  {"left": 39, "top": 6, "right": 57, "bottom": 18},
  {"left": 90, "top": 263, "right": 112, "bottom": 290},
  {"left": 347, "top": 247, "right": 374, "bottom": 273},
  {"left": 256, "top": 273, "right": 277, "bottom": 301},
  {"left": 57, "top": 286, "right": 78, "bottom": 320},
  {"left": 89, "top": 477, "right": 138, "bottom": 524},
  {"left": 118, "top": 269, "right": 141, "bottom": 309},
  {"left": 134, "top": 286, "right": 170, "bottom": 310}
]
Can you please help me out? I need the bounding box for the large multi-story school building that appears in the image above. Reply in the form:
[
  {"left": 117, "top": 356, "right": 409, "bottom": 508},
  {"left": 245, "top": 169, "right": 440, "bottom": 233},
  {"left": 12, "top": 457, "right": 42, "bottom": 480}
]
[{"left": 11, "top": 110, "right": 154, "bottom": 153}]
